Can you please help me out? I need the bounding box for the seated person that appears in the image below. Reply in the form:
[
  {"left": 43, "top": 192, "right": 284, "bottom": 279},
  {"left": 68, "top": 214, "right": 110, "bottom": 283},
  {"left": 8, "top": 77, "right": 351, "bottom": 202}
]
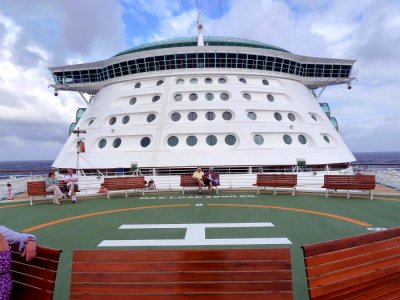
[
  {"left": 203, "top": 167, "right": 218, "bottom": 194},
  {"left": 192, "top": 167, "right": 205, "bottom": 194},
  {"left": 45, "top": 171, "right": 63, "bottom": 205},
  {"left": 65, "top": 168, "right": 79, "bottom": 203}
]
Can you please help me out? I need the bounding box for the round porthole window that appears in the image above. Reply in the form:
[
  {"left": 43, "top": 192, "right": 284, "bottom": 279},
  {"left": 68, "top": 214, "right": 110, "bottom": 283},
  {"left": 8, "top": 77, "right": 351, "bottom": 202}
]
[
  {"left": 225, "top": 135, "right": 236, "bottom": 146},
  {"left": 147, "top": 114, "right": 156, "bottom": 123},
  {"left": 174, "top": 94, "right": 183, "bottom": 101},
  {"left": 220, "top": 93, "right": 229, "bottom": 101},
  {"left": 267, "top": 94, "right": 274, "bottom": 102},
  {"left": 187, "top": 112, "right": 198, "bottom": 121},
  {"left": 262, "top": 79, "right": 269, "bottom": 85},
  {"left": 130, "top": 97, "right": 137, "bottom": 105},
  {"left": 176, "top": 79, "right": 184, "bottom": 84},
  {"left": 171, "top": 112, "right": 181, "bottom": 122},
  {"left": 288, "top": 113, "right": 296, "bottom": 121},
  {"left": 222, "top": 111, "right": 232, "bottom": 120},
  {"left": 205, "top": 78, "right": 213, "bottom": 84},
  {"left": 122, "top": 116, "right": 130, "bottom": 124},
  {"left": 109, "top": 116, "right": 116, "bottom": 125},
  {"left": 205, "top": 93, "right": 214, "bottom": 101},
  {"left": 323, "top": 135, "right": 330, "bottom": 143},
  {"left": 283, "top": 135, "right": 292, "bottom": 145},
  {"left": 205, "top": 112, "right": 215, "bottom": 121},
  {"left": 152, "top": 95, "right": 160, "bottom": 103},
  {"left": 98, "top": 139, "right": 107, "bottom": 148},
  {"left": 189, "top": 93, "right": 198, "bottom": 101},
  {"left": 113, "top": 138, "right": 121, "bottom": 148},
  {"left": 190, "top": 78, "right": 198, "bottom": 84},
  {"left": 247, "top": 112, "right": 257, "bottom": 120},
  {"left": 206, "top": 135, "right": 217, "bottom": 146},
  {"left": 140, "top": 137, "right": 151, "bottom": 147},
  {"left": 218, "top": 78, "right": 226, "bottom": 84},
  {"left": 253, "top": 135, "right": 264, "bottom": 145},
  {"left": 156, "top": 80, "right": 164, "bottom": 86},
  {"left": 243, "top": 93, "right": 251, "bottom": 100},
  {"left": 239, "top": 78, "right": 246, "bottom": 83},
  {"left": 186, "top": 135, "right": 198, "bottom": 146},
  {"left": 274, "top": 112, "right": 282, "bottom": 121},
  {"left": 134, "top": 82, "right": 141, "bottom": 89},
  {"left": 167, "top": 136, "right": 179, "bottom": 147},
  {"left": 298, "top": 135, "right": 307, "bottom": 144},
  {"left": 88, "top": 120, "right": 94, "bottom": 126}
]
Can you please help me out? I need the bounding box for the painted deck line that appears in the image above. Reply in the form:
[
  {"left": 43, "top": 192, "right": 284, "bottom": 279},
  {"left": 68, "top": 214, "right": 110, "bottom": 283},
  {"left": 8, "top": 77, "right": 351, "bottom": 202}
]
[{"left": 208, "top": 203, "right": 373, "bottom": 227}]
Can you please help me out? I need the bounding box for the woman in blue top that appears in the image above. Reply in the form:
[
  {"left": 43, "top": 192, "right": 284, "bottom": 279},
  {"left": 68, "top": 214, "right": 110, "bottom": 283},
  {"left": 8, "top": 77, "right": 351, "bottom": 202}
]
[{"left": 45, "top": 171, "right": 63, "bottom": 205}]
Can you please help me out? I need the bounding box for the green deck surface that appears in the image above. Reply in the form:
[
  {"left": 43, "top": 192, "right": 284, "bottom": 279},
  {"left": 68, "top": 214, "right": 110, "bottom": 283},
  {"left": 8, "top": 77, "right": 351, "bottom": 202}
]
[{"left": 1, "top": 191, "right": 399, "bottom": 300}]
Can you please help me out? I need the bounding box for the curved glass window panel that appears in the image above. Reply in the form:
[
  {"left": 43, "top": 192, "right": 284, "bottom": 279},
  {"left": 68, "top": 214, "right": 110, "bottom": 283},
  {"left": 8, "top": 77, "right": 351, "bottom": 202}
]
[
  {"left": 186, "top": 135, "right": 198, "bottom": 146},
  {"left": 262, "top": 79, "right": 269, "bottom": 85},
  {"left": 109, "top": 116, "right": 117, "bottom": 125},
  {"left": 156, "top": 80, "right": 164, "bottom": 86},
  {"left": 298, "top": 135, "right": 307, "bottom": 145},
  {"left": 205, "top": 111, "right": 216, "bottom": 121},
  {"left": 134, "top": 82, "right": 141, "bottom": 89},
  {"left": 152, "top": 95, "right": 160, "bottom": 102},
  {"left": 147, "top": 114, "right": 156, "bottom": 123},
  {"left": 267, "top": 94, "right": 274, "bottom": 102},
  {"left": 140, "top": 137, "right": 151, "bottom": 147},
  {"left": 283, "top": 134, "right": 292, "bottom": 145},
  {"left": 189, "top": 93, "right": 198, "bottom": 101},
  {"left": 122, "top": 115, "right": 130, "bottom": 124},
  {"left": 239, "top": 78, "right": 246, "bottom": 83},
  {"left": 222, "top": 111, "right": 232, "bottom": 120},
  {"left": 130, "top": 97, "right": 137, "bottom": 105},
  {"left": 274, "top": 112, "right": 282, "bottom": 121},
  {"left": 247, "top": 112, "right": 257, "bottom": 120},
  {"left": 220, "top": 93, "right": 229, "bottom": 101},
  {"left": 187, "top": 112, "right": 198, "bottom": 121},
  {"left": 113, "top": 138, "right": 121, "bottom": 148},
  {"left": 174, "top": 94, "right": 183, "bottom": 101},
  {"left": 205, "top": 78, "right": 213, "bottom": 84},
  {"left": 311, "top": 114, "right": 317, "bottom": 121},
  {"left": 167, "top": 136, "right": 179, "bottom": 147},
  {"left": 205, "top": 93, "right": 214, "bottom": 101},
  {"left": 253, "top": 134, "right": 264, "bottom": 145},
  {"left": 176, "top": 79, "right": 184, "bottom": 84},
  {"left": 218, "top": 78, "right": 226, "bottom": 84},
  {"left": 225, "top": 135, "right": 236, "bottom": 145},
  {"left": 243, "top": 93, "right": 251, "bottom": 100},
  {"left": 171, "top": 112, "right": 181, "bottom": 122},
  {"left": 206, "top": 135, "right": 217, "bottom": 146},
  {"left": 88, "top": 120, "right": 94, "bottom": 126},
  {"left": 98, "top": 138, "right": 107, "bottom": 148},
  {"left": 190, "top": 78, "right": 198, "bottom": 84},
  {"left": 288, "top": 113, "right": 296, "bottom": 121},
  {"left": 323, "top": 135, "right": 330, "bottom": 143}
]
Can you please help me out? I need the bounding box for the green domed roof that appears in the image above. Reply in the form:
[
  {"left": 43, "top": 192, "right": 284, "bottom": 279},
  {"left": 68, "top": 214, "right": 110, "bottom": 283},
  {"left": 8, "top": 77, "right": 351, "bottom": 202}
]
[{"left": 114, "top": 36, "right": 289, "bottom": 57}]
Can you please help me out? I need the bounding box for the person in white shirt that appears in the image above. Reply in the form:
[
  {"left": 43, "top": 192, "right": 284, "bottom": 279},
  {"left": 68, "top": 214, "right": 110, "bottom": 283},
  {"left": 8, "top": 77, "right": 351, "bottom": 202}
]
[{"left": 64, "top": 168, "right": 79, "bottom": 203}]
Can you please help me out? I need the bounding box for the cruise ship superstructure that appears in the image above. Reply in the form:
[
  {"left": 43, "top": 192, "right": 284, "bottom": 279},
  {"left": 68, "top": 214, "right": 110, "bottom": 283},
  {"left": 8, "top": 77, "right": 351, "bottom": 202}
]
[{"left": 50, "top": 20, "right": 356, "bottom": 174}]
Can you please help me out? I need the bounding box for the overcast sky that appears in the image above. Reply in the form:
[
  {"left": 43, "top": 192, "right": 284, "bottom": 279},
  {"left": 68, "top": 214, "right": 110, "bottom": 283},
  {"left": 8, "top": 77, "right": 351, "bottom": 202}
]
[{"left": 0, "top": 0, "right": 399, "bottom": 161}]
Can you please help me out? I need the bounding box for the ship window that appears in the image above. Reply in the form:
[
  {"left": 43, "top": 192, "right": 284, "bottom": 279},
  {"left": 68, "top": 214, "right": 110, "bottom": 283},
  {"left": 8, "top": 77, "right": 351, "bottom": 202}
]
[
  {"left": 243, "top": 93, "right": 251, "bottom": 100},
  {"left": 122, "top": 115, "right": 130, "bottom": 124},
  {"left": 167, "top": 136, "right": 179, "bottom": 147},
  {"left": 206, "top": 135, "right": 217, "bottom": 146},
  {"left": 274, "top": 112, "right": 282, "bottom": 121},
  {"left": 205, "top": 78, "right": 213, "bottom": 84},
  {"left": 174, "top": 94, "right": 183, "bottom": 101},
  {"left": 247, "top": 112, "right": 257, "bottom": 120},
  {"left": 187, "top": 112, "right": 198, "bottom": 121},
  {"left": 323, "top": 135, "right": 330, "bottom": 143},
  {"left": 176, "top": 79, "right": 184, "bottom": 84},
  {"left": 113, "top": 138, "right": 121, "bottom": 148},
  {"left": 311, "top": 114, "right": 317, "bottom": 121},
  {"left": 98, "top": 139, "right": 107, "bottom": 148},
  {"left": 206, "top": 111, "right": 216, "bottom": 121},
  {"left": 189, "top": 93, "right": 198, "bottom": 101},
  {"left": 218, "top": 78, "right": 226, "bottom": 84},
  {"left": 298, "top": 135, "right": 307, "bottom": 144},
  {"left": 134, "top": 82, "right": 141, "bottom": 89},
  {"left": 225, "top": 135, "right": 236, "bottom": 145},
  {"left": 156, "top": 80, "right": 164, "bottom": 86},
  {"left": 205, "top": 93, "right": 214, "bottom": 101},
  {"left": 171, "top": 112, "right": 181, "bottom": 122},
  {"left": 267, "top": 94, "right": 274, "bottom": 102},
  {"left": 220, "top": 93, "right": 229, "bottom": 100},
  {"left": 283, "top": 134, "right": 292, "bottom": 145},
  {"left": 88, "top": 120, "right": 94, "bottom": 126},
  {"left": 239, "top": 78, "right": 246, "bottom": 83},
  {"left": 147, "top": 114, "right": 156, "bottom": 123},
  {"left": 152, "top": 95, "right": 161, "bottom": 102},
  {"left": 140, "top": 137, "right": 151, "bottom": 147},
  {"left": 130, "top": 97, "right": 137, "bottom": 105},
  {"left": 190, "top": 78, "right": 198, "bottom": 84},
  {"left": 222, "top": 111, "right": 232, "bottom": 120},
  {"left": 253, "top": 134, "right": 264, "bottom": 145},
  {"left": 186, "top": 135, "right": 198, "bottom": 146},
  {"left": 288, "top": 113, "right": 296, "bottom": 121},
  {"left": 262, "top": 79, "right": 269, "bottom": 85},
  {"left": 109, "top": 117, "right": 117, "bottom": 125}
]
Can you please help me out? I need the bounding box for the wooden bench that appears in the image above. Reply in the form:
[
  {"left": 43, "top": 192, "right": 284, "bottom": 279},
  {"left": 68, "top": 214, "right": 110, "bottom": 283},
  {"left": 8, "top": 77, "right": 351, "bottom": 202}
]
[
  {"left": 70, "top": 248, "right": 293, "bottom": 299},
  {"left": 27, "top": 179, "right": 68, "bottom": 205},
  {"left": 302, "top": 227, "right": 400, "bottom": 299},
  {"left": 10, "top": 243, "right": 62, "bottom": 300},
  {"left": 103, "top": 176, "right": 146, "bottom": 198},
  {"left": 254, "top": 174, "right": 298, "bottom": 196},
  {"left": 322, "top": 174, "right": 376, "bottom": 200},
  {"left": 180, "top": 174, "right": 220, "bottom": 194}
]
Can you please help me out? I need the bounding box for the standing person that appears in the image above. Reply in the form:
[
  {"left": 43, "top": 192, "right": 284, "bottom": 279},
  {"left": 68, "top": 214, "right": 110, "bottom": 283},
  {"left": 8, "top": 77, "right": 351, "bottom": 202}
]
[
  {"left": 204, "top": 167, "right": 218, "bottom": 194},
  {"left": 65, "top": 169, "right": 79, "bottom": 203},
  {"left": 192, "top": 167, "right": 205, "bottom": 194},
  {"left": 45, "top": 172, "right": 62, "bottom": 205},
  {"left": 0, "top": 226, "right": 37, "bottom": 300},
  {"left": 6, "top": 183, "right": 13, "bottom": 200}
]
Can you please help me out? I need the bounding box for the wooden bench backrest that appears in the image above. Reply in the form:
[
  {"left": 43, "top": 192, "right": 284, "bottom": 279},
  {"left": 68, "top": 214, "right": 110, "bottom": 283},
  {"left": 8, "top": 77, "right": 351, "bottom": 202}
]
[
  {"left": 323, "top": 175, "right": 375, "bottom": 188},
  {"left": 256, "top": 174, "right": 297, "bottom": 186},
  {"left": 71, "top": 248, "right": 293, "bottom": 300},
  {"left": 104, "top": 176, "right": 146, "bottom": 190},
  {"left": 27, "top": 180, "right": 67, "bottom": 195},
  {"left": 10, "top": 243, "right": 62, "bottom": 300},
  {"left": 180, "top": 174, "right": 220, "bottom": 186},
  {"left": 302, "top": 227, "right": 400, "bottom": 299}
]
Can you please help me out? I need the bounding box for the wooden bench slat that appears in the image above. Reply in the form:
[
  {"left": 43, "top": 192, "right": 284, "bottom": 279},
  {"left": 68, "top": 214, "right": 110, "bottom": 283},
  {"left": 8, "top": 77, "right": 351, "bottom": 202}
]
[
  {"left": 10, "top": 282, "right": 55, "bottom": 300},
  {"left": 104, "top": 176, "right": 146, "bottom": 198},
  {"left": 322, "top": 174, "right": 376, "bottom": 199},
  {"left": 11, "top": 244, "right": 63, "bottom": 267},
  {"left": 11, "top": 271, "right": 56, "bottom": 292},
  {"left": 254, "top": 174, "right": 297, "bottom": 195}
]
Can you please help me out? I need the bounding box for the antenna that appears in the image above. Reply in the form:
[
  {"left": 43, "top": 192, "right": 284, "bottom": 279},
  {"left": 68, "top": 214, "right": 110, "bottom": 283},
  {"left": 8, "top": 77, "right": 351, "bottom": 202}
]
[{"left": 197, "top": 11, "right": 204, "bottom": 46}]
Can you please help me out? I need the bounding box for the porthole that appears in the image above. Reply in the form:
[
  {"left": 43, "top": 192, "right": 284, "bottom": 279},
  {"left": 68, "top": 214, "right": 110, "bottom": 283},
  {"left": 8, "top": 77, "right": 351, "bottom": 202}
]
[
  {"left": 267, "top": 94, "right": 274, "bottom": 102},
  {"left": 174, "top": 94, "right": 183, "bottom": 102},
  {"left": 167, "top": 136, "right": 179, "bottom": 147},
  {"left": 311, "top": 114, "right": 317, "bottom": 121},
  {"left": 189, "top": 93, "right": 198, "bottom": 101},
  {"left": 88, "top": 120, "right": 94, "bottom": 126},
  {"left": 288, "top": 113, "right": 296, "bottom": 121},
  {"left": 205, "top": 111, "right": 216, "bottom": 121},
  {"left": 176, "top": 79, "right": 184, "bottom": 84},
  {"left": 152, "top": 95, "right": 160, "bottom": 103},
  {"left": 247, "top": 112, "right": 257, "bottom": 120},
  {"left": 262, "top": 79, "right": 269, "bottom": 85},
  {"left": 220, "top": 93, "right": 229, "bottom": 101},
  {"left": 122, "top": 115, "right": 130, "bottom": 124},
  {"left": 298, "top": 135, "right": 307, "bottom": 145},
  {"left": 140, "top": 137, "right": 151, "bottom": 147},
  {"left": 147, "top": 114, "right": 156, "bottom": 123},
  {"left": 187, "top": 112, "right": 198, "bottom": 121},
  {"left": 205, "top": 78, "right": 213, "bottom": 84},
  {"left": 239, "top": 78, "right": 246, "bottom": 84},
  {"left": 98, "top": 139, "right": 107, "bottom": 148},
  {"left": 206, "top": 135, "right": 217, "bottom": 146},
  {"left": 218, "top": 78, "right": 226, "bottom": 84},
  {"left": 109, "top": 116, "right": 116, "bottom": 125},
  {"left": 130, "top": 97, "right": 137, "bottom": 105},
  {"left": 205, "top": 93, "right": 214, "bottom": 101},
  {"left": 323, "top": 135, "right": 330, "bottom": 143},
  {"left": 171, "top": 112, "right": 181, "bottom": 122},
  {"left": 253, "top": 135, "right": 264, "bottom": 145},
  {"left": 243, "top": 93, "right": 251, "bottom": 100},
  {"left": 156, "top": 80, "right": 164, "bottom": 86},
  {"left": 225, "top": 135, "right": 236, "bottom": 146},
  {"left": 274, "top": 112, "right": 282, "bottom": 121},
  {"left": 186, "top": 135, "right": 198, "bottom": 146},
  {"left": 222, "top": 111, "right": 232, "bottom": 120},
  {"left": 190, "top": 78, "right": 198, "bottom": 84},
  {"left": 283, "top": 135, "right": 292, "bottom": 145},
  {"left": 113, "top": 138, "right": 121, "bottom": 148},
  {"left": 134, "top": 82, "right": 141, "bottom": 89}
]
